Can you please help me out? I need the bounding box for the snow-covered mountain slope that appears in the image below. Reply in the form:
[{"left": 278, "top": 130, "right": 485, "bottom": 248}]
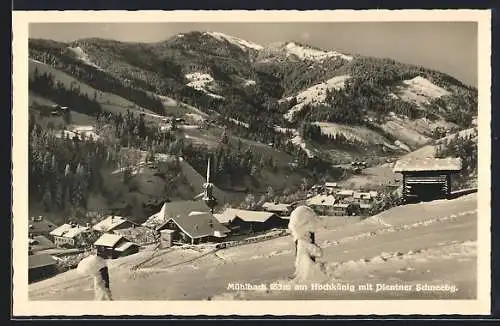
[
  {"left": 312, "top": 121, "right": 408, "bottom": 151},
  {"left": 203, "top": 31, "right": 264, "bottom": 51},
  {"left": 283, "top": 42, "right": 353, "bottom": 62},
  {"left": 283, "top": 75, "right": 351, "bottom": 121},
  {"left": 395, "top": 76, "right": 451, "bottom": 107},
  {"left": 66, "top": 46, "right": 103, "bottom": 70},
  {"left": 185, "top": 72, "right": 225, "bottom": 99}
]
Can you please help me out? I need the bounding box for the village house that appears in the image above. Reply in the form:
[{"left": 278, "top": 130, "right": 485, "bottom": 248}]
[
  {"left": 310, "top": 184, "right": 325, "bottom": 194},
  {"left": 157, "top": 211, "right": 230, "bottom": 245},
  {"left": 29, "top": 254, "right": 58, "bottom": 283},
  {"left": 215, "top": 208, "right": 289, "bottom": 234},
  {"left": 28, "top": 216, "right": 58, "bottom": 238},
  {"left": 261, "top": 202, "right": 296, "bottom": 217},
  {"left": 93, "top": 233, "right": 140, "bottom": 259},
  {"left": 306, "top": 194, "right": 337, "bottom": 216},
  {"left": 142, "top": 200, "right": 211, "bottom": 229},
  {"left": 335, "top": 189, "right": 355, "bottom": 201},
  {"left": 156, "top": 211, "right": 230, "bottom": 245},
  {"left": 92, "top": 215, "right": 134, "bottom": 233},
  {"left": 332, "top": 203, "right": 350, "bottom": 216},
  {"left": 393, "top": 157, "right": 462, "bottom": 203},
  {"left": 353, "top": 192, "right": 372, "bottom": 202},
  {"left": 324, "top": 182, "right": 339, "bottom": 194},
  {"left": 49, "top": 222, "right": 92, "bottom": 248}
]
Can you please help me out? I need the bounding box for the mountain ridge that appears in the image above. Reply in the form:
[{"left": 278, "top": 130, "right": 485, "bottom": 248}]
[{"left": 28, "top": 31, "right": 477, "bottom": 157}]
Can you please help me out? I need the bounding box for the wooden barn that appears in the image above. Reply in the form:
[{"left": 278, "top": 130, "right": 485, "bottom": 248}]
[
  {"left": 29, "top": 254, "right": 58, "bottom": 283},
  {"left": 215, "top": 208, "right": 289, "bottom": 233},
  {"left": 93, "top": 233, "right": 140, "bottom": 259},
  {"left": 393, "top": 157, "right": 462, "bottom": 203}
]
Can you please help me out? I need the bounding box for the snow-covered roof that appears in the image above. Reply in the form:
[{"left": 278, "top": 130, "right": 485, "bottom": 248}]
[
  {"left": 114, "top": 241, "right": 138, "bottom": 252},
  {"left": 92, "top": 215, "right": 130, "bottom": 232},
  {"left": 49, "top": 224, "right": 89, "bottom": 238},
  {"left": 353, "top": 192, "right": 372, "bottom": 200},
  {"left": 217, "top": 208, "right": 278, "bottom": 224},
  {"left": 324, "top": 182, "right": 338, "bottom": 188},
  {"left": 142, "top": 200, "right": 210, "bottom": 228},
  {"left": 262, "top": 202, "right": 292, "bottom": 212},
  {"left": 393, "top": 157, "right": 462, "bottom": 173},
  {"left": 306, "top": 194, "right": 336, "bottom": 206},
  {"left": 336, "top": 190, "right": 355, "bottom": 197},
  {"left": 158, "top": 213, "right": 230, "bottom": 240},
  {"left": 63, "top": 225, "right": 90, "bottom": 238},
  {"left": 49, "top": 224, "right": 73, "bottom": 237},
  {"left": 94, "top": 233, "right": 125, "bottom": 248}
]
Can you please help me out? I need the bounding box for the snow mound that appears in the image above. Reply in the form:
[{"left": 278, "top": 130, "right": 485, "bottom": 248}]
[
  {"left": 284, "top": 75, "right": 350, "bottom": 121},
  {"left": 67, "top": 46, "right": 103, "bottom": 70},
  {"left": 284, "top": 42, "right": 353, "bottom": 62},
  {"left": 397, "top": 76, "right": 450, "bottom": 106},
  {"left": 203, "top": 31, "right": 264, "bottom": 51},
  {"left": 77, "top": 255, "right": 107, "bottom": 276},
  {"left": 185, "top": 72, "right": 224, "bottom": 100}
]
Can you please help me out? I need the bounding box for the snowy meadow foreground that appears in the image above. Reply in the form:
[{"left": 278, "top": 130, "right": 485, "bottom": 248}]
[{"left": 29, "top": 193, "right": 477, "bottom": 301}]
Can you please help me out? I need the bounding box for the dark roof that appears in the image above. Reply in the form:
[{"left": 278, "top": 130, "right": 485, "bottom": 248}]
[
  {"left": 393, "top": 157, "right": 462, "bottom": 173},
  {"left": 30, "top": 235, "right": 56, "bottom": 252},
  {"left": 158, "top": 212, "right": 230, "bottom": 239},
  {"left": 29, "top": 254, "right": 57, "bottom": 269}
]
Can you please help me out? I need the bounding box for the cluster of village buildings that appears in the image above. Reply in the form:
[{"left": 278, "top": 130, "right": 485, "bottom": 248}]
[
  {"left": 27, "top": 180, "right": 382, "bottom": 282},
  {"left": 29, "top": 155, "right": 464, "bottom": 283}
]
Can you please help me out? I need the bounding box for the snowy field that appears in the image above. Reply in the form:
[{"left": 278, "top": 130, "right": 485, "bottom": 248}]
[{"left": 29, "top": 193, "right": 477, "bottom": 301}]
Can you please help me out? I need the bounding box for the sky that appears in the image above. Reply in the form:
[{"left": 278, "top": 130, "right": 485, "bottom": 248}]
[{"left": 29, "top": 22, "right": 478, "bottom": 87}]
